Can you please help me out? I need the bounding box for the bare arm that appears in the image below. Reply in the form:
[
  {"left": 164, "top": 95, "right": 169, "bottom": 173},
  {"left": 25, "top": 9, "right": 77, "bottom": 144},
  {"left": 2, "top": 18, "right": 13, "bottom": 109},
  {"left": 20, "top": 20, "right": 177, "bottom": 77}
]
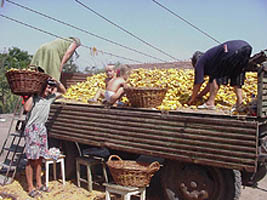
[
  {"left": 188, "top": 83, "right": 202, "bottom": 105},
  {"left": 109, "top": 87, "right": 125, "bottom": 104},
  {"left": 197, "top": 83, "right": 210, "bottom": 99},
  {"left": 23, "top": 96, "right": 34, "bottom": 112},
  {"left": 54, "top": 81, "right": 67, "bottom": 99},
  {"left": 59, "top": 42, "right": 79, "bottom": 72}
]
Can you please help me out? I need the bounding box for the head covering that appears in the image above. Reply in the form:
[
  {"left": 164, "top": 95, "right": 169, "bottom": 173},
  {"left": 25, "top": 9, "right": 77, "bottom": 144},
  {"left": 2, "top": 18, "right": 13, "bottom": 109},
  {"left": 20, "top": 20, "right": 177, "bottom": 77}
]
[
  {"left": 191, "top": 51, "right": 204, "bottom": 67},
  {"left": 69, "top": 37, "right": 81, "bottom": 46}
]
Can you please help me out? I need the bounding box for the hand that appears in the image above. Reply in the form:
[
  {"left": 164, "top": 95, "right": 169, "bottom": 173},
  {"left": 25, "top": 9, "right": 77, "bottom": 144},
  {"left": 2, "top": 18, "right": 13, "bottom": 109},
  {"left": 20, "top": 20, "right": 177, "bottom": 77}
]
[
  {"left": 123, "top": 84, "right": 130, "bottom": 90},
  {"left": 187, "top": 99, "right": 194, "bottom": 106}
]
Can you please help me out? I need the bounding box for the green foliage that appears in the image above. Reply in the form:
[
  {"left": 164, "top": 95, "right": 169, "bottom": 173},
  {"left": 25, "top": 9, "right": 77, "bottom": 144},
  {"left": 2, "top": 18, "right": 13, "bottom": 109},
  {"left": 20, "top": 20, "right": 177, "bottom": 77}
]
[
  {"left": 0, "top": 47, "right": 32, "bottom": 113},
  {"left": 63, "top": 57, "right": 81, "bottom": 73}
]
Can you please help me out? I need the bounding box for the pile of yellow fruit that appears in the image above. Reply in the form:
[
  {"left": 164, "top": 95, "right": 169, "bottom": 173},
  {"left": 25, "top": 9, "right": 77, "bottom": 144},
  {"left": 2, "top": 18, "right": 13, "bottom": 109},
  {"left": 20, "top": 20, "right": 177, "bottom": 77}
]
[
  {"left": 7, "top": 68, "right": 36, "bottom": 72},
  {"left": 63, "top": 68, "right": 257, "bottom": 111}
]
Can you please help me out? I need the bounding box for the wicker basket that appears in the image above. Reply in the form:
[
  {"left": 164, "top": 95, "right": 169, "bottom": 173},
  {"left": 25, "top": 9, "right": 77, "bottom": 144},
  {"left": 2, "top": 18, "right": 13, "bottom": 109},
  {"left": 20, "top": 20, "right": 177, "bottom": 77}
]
[
  {"left": 5, "top": 69, "right": 50, "bottom": 96},
  {"left": 125, "top": 87, "right": 167, "bottom": 108},
  {"left": 106, "top": 155, "right": 160, "bottom": 187}
]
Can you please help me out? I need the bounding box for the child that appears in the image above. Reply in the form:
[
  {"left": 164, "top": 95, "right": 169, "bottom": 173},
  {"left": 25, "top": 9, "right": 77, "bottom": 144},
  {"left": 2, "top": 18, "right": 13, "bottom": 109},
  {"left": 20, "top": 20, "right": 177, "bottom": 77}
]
[
  {"left": 103, "top": 65, "right": 131, "bottom": 105},
  {"left": 23, "top": 78, "right": 66, "bottom": 198},
  {"left": 88, "top": 64, "right": 116, "bottom": 103}
]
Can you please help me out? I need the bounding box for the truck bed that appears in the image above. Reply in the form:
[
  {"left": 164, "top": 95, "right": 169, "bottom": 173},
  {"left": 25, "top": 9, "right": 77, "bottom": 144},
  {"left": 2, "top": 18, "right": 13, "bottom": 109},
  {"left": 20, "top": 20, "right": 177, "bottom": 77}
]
[{"left": 48, "top": 102, "right": 260, "bottom": 173}]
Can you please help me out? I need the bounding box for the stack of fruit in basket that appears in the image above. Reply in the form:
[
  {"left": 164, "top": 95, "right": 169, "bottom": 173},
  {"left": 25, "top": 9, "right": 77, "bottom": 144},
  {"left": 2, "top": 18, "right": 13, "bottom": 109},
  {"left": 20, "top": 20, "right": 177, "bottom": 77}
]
[
  {"left": 62, "top": 68, "right": 257, "bottom": 112},
  {"left": 5, "top": 67, "right": 50, "bottom": 96}
]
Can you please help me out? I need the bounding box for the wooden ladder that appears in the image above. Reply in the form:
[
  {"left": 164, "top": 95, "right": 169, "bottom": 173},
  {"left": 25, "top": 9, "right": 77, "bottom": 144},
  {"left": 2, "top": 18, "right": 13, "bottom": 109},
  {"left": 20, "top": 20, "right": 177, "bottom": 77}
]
[{"left": 0, "top": 97, "right": 26, "bottom": 185}]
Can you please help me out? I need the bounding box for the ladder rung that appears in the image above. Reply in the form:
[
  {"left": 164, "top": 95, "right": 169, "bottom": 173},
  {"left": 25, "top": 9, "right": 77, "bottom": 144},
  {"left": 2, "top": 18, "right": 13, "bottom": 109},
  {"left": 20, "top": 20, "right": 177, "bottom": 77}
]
[
  {"left": 0, "top": 162, "right": 17, "bottom": 169},
  {"left": 13, "top": 116, "right": 26, "bottom": 121},
  {"left": 3, "top": 145, "right": 24, "bottom": 153},
  {"left": 10, "top": 132, "right": 24, "bottom": 137},
  {"left": 0, "top": 174, "right": 13, "bottom": 185}
]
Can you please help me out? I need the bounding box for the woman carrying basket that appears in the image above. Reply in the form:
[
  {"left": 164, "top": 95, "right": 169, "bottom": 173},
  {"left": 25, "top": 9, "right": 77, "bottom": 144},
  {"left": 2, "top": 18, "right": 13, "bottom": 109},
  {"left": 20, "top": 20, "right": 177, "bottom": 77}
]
[
  {"left": 23, "top": 78, "right": 66, "bottom": 198},
  {"left": 30, "top": 37, "right": 81, "bottom": 81}
]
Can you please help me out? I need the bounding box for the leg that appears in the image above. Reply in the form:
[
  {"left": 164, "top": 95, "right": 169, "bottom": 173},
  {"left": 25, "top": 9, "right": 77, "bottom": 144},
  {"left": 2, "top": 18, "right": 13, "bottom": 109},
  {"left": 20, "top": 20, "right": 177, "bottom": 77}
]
[
  {"left": 87, "top": 165, "right": 93, "bottom": 191},
  {"left": 25, "top": 159, "right": 35, "bottom": 192},
  {"left": 206, "top": 79, "right": 220, "bottom": 106},
  {"left": 102, "top": 162, "right": 108, "bottom": 183},
  {"left": 60, "top": 158, "right": 66, "bottom": 185},
  {"left": 140, "top": 188, "right": 146, "bottom": 200},
  {"left": 231, "top": 73, "right": 245, "bottom": 106},
  {"left": 35, "top": 158, "right": 43, "bottom": 188},
  {"left": 45, "top": 160, "right": 49, "bottom": 187},
  {"left": 93, "top": 89, "right": 104, "bottom": 101},
  {"left": 105, "top": 190, "right": 111, "bottom": 200},
  {"left": 76, "top": 160, "right": 81, "bottom": 187},
  {"left": 53, "top": 161, "right": 57, "bottom": 180},
  {"left": 234, "top": 86, "right": 243, "bottom": 106},
  {"left": 123, "top": 194, "right": 131, "bottom": 200}
]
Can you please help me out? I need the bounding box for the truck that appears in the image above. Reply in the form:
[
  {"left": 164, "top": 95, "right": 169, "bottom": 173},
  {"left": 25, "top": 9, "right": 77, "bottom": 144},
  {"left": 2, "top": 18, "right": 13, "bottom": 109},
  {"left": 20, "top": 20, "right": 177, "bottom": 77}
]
[{"left": 47, "top": 53, "right": 267, "bottom": 200}]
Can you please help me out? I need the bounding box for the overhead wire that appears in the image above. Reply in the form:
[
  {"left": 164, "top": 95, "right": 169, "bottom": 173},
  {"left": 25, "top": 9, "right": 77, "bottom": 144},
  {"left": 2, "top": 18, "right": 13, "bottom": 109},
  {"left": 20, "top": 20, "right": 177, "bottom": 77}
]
[
  {"left": 74, "top": 0, "right": 179, "bottom": 61},
  {"left": 152, "top": 0, "right": 221, "bottom": 45},
  {"left": 5, "top": 0, "right": 167, "bottom": 63},
  {"left": 0, "top": 14, "right": 143, "bottom": 63}
]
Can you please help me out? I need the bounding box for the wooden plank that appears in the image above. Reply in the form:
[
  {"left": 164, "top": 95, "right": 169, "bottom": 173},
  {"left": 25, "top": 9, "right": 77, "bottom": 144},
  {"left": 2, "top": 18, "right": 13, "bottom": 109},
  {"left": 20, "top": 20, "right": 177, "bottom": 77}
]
[
  {"left": 105, "top": 143, "right": 256, "bottom": 172},
  {"left": 49, "top": 128, "right": 256, "bottom": 165},
  {"left": 50, "top": 108, "right": 257, "bottom": 135},
  {"left": 50, "top": 122, "right": 256, "bottom": 155},
  {"left": 50, "top": 104, "right": 258, "bottom": 127},
  {"left": 51, "top": 118, "right": 256, "bottom": 147},
  {"left": 49, "top": 111, "right": 256, "bottom": 140}
]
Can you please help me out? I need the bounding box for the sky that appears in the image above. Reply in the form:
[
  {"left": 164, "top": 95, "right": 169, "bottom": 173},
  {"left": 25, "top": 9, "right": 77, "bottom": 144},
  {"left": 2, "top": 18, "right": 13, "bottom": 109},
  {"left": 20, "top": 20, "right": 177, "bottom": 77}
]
[{"left": 0, "top": 0, "right": 267, "bottom": 71}]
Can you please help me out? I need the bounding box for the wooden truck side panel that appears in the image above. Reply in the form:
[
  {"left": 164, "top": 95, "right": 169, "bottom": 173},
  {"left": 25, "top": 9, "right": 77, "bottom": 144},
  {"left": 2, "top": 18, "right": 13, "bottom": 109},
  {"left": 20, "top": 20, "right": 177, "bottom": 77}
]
[{"left": 48, "top": 103, "right": 258, "bottom": 173}]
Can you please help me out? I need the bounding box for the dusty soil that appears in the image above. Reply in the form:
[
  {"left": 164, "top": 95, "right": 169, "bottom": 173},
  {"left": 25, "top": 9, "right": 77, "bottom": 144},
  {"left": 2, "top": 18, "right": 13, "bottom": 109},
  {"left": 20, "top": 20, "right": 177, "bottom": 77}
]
[{"left": 0, "top": 114, "right": 267, "bottom": 200}]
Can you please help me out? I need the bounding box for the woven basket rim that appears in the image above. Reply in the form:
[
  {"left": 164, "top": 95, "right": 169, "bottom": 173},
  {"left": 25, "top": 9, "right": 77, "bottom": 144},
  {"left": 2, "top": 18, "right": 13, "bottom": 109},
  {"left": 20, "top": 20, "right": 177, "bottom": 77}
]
[
  {"left": 6, "top": 69, "right": 48, "bottom": 76},
  {"left": 106, "top": 155, "right": 160, "bottom": 172},
  {"left": 125, "top": 87, "right": 167, "bottom": 91}
]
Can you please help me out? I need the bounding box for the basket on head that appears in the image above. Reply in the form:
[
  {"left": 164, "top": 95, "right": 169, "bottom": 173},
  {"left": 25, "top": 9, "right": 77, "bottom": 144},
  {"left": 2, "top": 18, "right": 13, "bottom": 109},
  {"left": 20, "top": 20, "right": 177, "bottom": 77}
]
[
  {"left": 106, "top": 155, "right": 160, "bottom": 187},
  {"left": 5, "top": 69, "right": 50, "bottom": 96},
  {"left": 125, "top": 87, "right": 167, "bottom": 108}
]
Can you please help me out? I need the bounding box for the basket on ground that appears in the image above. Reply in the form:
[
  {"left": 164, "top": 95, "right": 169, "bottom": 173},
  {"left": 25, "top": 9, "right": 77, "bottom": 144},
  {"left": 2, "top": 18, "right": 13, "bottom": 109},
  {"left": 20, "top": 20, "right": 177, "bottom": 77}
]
[
  {"left": 106, "top": 155, "right": 160, "bottom": 187},
  {"left": 5, "top": 69, "right": 50, "bottom": 96},
  {"left": 125, "top": 87, "right": 167, "bottom": 108}
]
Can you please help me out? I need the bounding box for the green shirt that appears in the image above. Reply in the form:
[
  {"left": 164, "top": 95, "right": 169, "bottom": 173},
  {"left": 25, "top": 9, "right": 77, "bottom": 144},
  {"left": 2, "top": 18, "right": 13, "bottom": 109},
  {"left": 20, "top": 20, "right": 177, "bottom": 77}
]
[{"left": 30, "top": 37, "right": 80, "bottom": 81}]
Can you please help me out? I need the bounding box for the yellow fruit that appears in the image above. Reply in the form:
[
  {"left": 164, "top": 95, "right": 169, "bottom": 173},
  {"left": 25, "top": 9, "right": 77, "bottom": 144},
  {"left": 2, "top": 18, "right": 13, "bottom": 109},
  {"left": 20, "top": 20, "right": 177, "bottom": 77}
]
[{"left": 62, "top": 69, "right": 257, "bottom": 112}]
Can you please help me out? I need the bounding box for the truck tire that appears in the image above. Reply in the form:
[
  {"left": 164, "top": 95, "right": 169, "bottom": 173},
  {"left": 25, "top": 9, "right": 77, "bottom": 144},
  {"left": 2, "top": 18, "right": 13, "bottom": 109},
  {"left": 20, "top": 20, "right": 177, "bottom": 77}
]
[{"left": 161, "top": 161, "right": 241, "bottom": 200}]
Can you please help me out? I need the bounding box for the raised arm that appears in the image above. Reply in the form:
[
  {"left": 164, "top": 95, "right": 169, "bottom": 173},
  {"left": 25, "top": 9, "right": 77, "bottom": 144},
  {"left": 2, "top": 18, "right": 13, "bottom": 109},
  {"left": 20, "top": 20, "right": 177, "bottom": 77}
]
[
  {"left": 54, "top": 80, "right": 67, "bottom": 99},
  {"left": 23, "top": 96, "right": 34, "bottom": 112},
  {"left": 59, "top": 41, "right": 80, "bottom": 72}
]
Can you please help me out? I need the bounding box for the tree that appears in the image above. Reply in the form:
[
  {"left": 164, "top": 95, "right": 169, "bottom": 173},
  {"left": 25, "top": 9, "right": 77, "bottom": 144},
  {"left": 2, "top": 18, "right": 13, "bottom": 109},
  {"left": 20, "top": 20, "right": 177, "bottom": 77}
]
[
  {"left": 0, "top": 47, "right": 32, "bottom": 113},
  {"left": 62, "top": 57, "right": 81, "bottom": 73}
]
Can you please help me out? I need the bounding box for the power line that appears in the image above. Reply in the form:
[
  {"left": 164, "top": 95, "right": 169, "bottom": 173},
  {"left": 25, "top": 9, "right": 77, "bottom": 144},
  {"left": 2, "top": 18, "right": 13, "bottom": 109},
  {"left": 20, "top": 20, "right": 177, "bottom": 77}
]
[
  {"left": 74, "top": 0, "right": 179, "bottom": 61},
  {"left": 0, "top": 14, "right": 143, "bottom": 64},
  {"left": 152, "top": 0, "right": 221, "bottom": 45},
  {"left": 5, "top": 0, "right": 167, "bottom": 63}
]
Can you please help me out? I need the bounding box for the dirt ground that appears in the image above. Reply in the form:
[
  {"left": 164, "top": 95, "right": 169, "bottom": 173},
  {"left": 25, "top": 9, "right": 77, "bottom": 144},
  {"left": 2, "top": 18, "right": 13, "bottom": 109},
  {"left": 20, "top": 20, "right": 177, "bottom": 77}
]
[{"left": 1, "top": 114, "right": 267, "bottom": 200}]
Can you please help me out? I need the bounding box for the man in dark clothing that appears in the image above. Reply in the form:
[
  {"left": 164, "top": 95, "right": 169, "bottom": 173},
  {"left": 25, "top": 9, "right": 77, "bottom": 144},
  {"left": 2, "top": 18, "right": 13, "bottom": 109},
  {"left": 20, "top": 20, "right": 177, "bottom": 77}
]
[{"left": 188, "top": 40, "right": 252, "bottom": 109}]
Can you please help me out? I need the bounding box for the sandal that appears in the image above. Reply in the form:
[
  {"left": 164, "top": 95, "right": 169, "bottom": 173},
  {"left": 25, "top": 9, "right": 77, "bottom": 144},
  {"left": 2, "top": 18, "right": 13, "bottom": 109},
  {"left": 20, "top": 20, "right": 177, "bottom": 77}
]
[
  {"left": 28, "top": 189, "right": 41, "bottom": 198},
  {"left": 37, "top": 185, "right": 50, "bottom": 193},
  {"left": 198, "top": 103, "right": 216, "bottom": 110}
]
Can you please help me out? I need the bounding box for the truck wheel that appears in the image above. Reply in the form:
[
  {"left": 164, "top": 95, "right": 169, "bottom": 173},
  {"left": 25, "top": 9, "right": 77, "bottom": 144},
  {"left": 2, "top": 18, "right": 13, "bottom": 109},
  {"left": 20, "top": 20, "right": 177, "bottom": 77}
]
[{"left": 161, "top": 161, "right": 241, "bottom": 200}]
